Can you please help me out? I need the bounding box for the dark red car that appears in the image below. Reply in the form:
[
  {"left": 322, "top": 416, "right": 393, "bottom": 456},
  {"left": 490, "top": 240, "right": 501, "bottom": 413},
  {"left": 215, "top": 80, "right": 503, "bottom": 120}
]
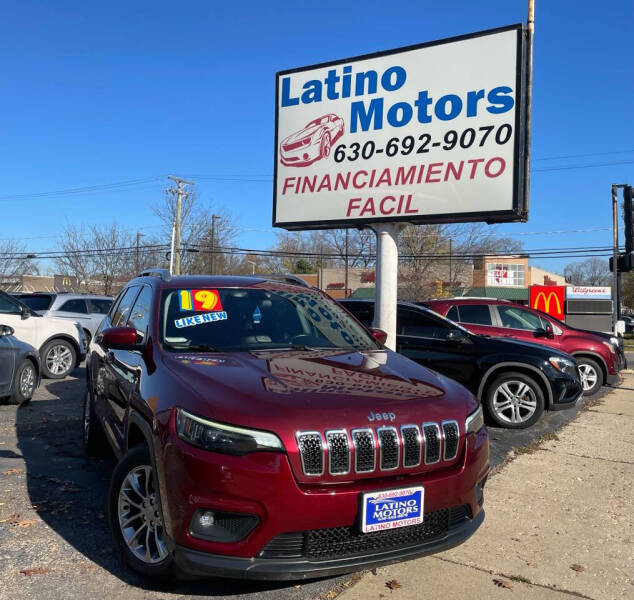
[
  {"left": 424, "top": 298, "right": 622, "bottom": 396},
  {"left": 84, "top": 271, "right": 488, "bottom": 581}
]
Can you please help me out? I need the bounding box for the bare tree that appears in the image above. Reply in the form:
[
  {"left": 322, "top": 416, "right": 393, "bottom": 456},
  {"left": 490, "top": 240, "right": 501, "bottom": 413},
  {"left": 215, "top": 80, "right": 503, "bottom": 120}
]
[
  {"left": 151, "top": 188, "right": 238, "bottom": 275},
  {"left": 55, "top": 223, "right": 139, "bottom": 295},
  {"left": 563, "top": 258, "right": 611, "bottom": 286},
  {"left": 0, "top": 240, "right": 38, "bottom": 290}
]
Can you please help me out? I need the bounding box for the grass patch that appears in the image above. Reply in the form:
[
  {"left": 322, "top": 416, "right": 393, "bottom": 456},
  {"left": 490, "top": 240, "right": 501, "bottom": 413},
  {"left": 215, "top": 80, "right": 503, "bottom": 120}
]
[{"left": 509, "top": 574, "right": 532, "bottom": 584}]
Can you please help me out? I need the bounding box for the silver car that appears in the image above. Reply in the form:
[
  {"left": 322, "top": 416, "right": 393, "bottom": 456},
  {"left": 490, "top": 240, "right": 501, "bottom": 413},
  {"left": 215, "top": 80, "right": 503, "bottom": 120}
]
[{"left": 15, "top": 293, "right": 113, "bottom": 344}]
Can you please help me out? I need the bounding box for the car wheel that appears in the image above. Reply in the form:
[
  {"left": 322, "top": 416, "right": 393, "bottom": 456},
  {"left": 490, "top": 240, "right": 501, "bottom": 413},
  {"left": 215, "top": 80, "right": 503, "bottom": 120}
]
[
  {"left": 485, "top": 371, "right": 545, "bottom": 429},
  {"left": 83, "top": 387, "right": 108, "bottom": 456},
  {"left": 8, "top": 359, "right": 37, "bottom": 405},
  {"left": 320, "top": 132, "right": 331, "bottom": 159},
  {"left": 577, "top": 358, "right": 602, "bottom": 396},
  {"left": 108, "top": 445, "right": 174, "bottom": 579},
  {"left": 41, "top": 339, "right": 76, "bottom": 379}
]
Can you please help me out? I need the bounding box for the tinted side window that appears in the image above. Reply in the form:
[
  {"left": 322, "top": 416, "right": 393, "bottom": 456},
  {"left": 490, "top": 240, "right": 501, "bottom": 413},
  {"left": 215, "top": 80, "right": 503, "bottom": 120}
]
[
  {"left": 18, "top": 294, "right": 55, "bottom": 311},
  {"left": 128, "top": 287, "right": 152, "bottom": 341},
  {"left": 446, "top": 306, "right": 459, "bottom": 322},
  {"left": 397, "top": 308, "right": 444, "bottom": 338},
  {"left": 59, "top": 299, "right": 88, "bottom": 314},
  {"left": 497, "top": 306, "right": 543, "bottom": 331},
  {"left": 88, "top": 299, "right": 113, "bottom": 314},
  {"left": 111, "top": 287, "right": 140, "bottom": 327},
  {"left": 457, "top": 304, "right": 492, "bottom": 326},
  {"left": 0, "top": 294, "right": 20, "bottom": 314}
]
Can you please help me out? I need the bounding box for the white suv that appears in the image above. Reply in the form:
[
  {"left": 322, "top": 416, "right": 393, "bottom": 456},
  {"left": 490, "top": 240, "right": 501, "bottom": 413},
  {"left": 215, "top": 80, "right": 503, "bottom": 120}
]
[{"left": 0, "top": 290, "right": 87, "bottom": 379}]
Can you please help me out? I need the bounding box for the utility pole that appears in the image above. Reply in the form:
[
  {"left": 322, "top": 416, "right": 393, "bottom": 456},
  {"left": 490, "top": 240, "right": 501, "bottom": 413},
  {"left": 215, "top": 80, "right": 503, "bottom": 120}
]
[
  {"left": 344, "top": 229, "right": 349, "bottom": 298},
  {"left": 135, "top": 231, "right": 145, "bottom": 275},
  {"left": 448, "top": 238, "right": 452, "bottom": 295},
  {"left": 210, "top": 214, "right": 220, "bottom": 275},
  {"left": 167, "top": 175, "right": 194, "bottom": 275}
]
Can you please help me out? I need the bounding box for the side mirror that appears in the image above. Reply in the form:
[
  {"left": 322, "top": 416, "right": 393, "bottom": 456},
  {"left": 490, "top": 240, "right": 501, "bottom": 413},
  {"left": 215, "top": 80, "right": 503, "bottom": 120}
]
[
  {"left": 98, "top": 326, "right": 140, "bottom": 350},
  {"left": 20, "top": 307, "right": 30, "bottom": 320},
  {"left": 447, "top": 329, "right": 469, "bottom": 344},
  {"left": 368, "top": 327, "right": 388, "bottom": 345},
  {"left": 0, "top": 325, "right": 14, "bottom": 337},
  {"left": 534, "top": 326, "right": 554, "bottom": 340}
]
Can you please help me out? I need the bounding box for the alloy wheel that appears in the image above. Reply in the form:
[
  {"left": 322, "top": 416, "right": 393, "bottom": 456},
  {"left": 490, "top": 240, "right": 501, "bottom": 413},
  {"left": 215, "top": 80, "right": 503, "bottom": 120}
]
[
  {"left": 491, "top": 380, "right": 538, "bottom": 425},
  {"left": 46, "top": 344, "right": 73, "bottom": 376},
  {"left": 117, "top": 465, "right": 169, "bottom": 564},
  {"left": 19, "top": 364, "right": 35, "bottom": 398},
  {"left": 578, "top": 364, "right": 598, "bottom": 392}
]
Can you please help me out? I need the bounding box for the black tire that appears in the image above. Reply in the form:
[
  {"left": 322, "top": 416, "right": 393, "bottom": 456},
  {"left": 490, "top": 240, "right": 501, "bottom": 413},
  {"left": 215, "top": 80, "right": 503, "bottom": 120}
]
[
  {"left": 83, "top": 387, "right": 109, "bottom": 456},
  {"left": 41, "top": 339, "right": 76, "bottom": 379},
  {"left": 108, "top": 445, "right": 175, "bottom": 579},
  {"left": 8, "top": 359, "right": 37, "bottom": 405},
  {"left": 485, "top": 371, "right": 545, "bottom": 429},
  {"left": 577, "top": 357, "right": 603, "bottom": 396}
]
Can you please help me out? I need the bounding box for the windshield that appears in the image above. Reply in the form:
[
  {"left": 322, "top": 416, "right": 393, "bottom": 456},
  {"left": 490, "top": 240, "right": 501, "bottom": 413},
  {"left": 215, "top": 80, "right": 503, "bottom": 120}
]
[
  {"left": 160, "top": 285, "right": 380, "bottom": 352},
  {"left": 17, "top": 294, "right": 55, "bottom": 311}
]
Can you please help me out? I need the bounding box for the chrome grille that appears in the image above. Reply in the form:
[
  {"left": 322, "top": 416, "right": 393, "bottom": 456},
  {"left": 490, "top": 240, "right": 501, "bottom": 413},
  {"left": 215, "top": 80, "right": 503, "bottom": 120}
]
[
  {"left": 422, "top": 423, "right": 441, "bottom": 464},
  {"left": 296, "top": 432, "right": 324, "bottom": 476},
  {"left": 377, "top": 427, "right": 399, "bottom": 470},
  {"left": 400, "top": 425, "right": 422, "bottom": 467},
  {"left": 296, "top": 420, "right": 459, "bottom": 476},
  {"left": 352, "top": 429, "right": 375, "bottom": 473},
  {"left": 442, "top": 421, "right": 459, "bottom": 460},
  {"left": 326, "top": 430, "right": 350, "bottom": 475}
]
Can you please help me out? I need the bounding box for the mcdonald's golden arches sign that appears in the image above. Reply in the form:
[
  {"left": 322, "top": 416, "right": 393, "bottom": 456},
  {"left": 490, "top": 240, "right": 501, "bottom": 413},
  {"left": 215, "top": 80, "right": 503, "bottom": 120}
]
[{"left": 529, "top": 285, "right": 565, "bottom": 320}]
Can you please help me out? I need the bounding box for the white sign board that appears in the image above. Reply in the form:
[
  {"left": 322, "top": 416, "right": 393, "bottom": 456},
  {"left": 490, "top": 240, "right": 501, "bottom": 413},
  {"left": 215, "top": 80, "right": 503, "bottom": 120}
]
[
  {"left": 566, "top": 286, "right": 611, "bottom": 300},
  {"left": 274, "top": 25, "right": 527, "bottom": 229}
]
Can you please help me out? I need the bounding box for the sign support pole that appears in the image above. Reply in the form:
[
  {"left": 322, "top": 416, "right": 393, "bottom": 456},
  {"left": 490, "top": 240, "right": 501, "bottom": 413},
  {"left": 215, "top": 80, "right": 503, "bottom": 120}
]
[
  {"left": 612, "top": 184, "right": 620, "bottom": 334},
  {"left": 372, "top": 223, "right": 401, "bottom": 350}
]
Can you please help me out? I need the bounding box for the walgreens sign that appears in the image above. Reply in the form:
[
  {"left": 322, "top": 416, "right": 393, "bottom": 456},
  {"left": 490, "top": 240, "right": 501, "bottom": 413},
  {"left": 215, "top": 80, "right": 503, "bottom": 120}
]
[{"left": 274, "top": 25, "right": 528, "bottom": 229}]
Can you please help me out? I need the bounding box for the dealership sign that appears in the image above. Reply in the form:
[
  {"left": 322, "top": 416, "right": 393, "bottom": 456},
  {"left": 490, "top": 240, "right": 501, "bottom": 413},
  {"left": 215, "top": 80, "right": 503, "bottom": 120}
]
[
  {"left": 530, "top": 285, "right": 565, "bottom": 320},
  {"left": 274, "top": 25, "right": 527, "bottom": 229},
  {"left": 566, "top": 286, "right": 611, "bottom": 300}
]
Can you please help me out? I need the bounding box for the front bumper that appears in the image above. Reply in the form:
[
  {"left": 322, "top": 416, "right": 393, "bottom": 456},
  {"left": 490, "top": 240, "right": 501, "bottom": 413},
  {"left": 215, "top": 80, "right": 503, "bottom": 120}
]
[
  {"left": 155, "top": 420, "right": 489, "bottom": 577},
  {"left": 173, "top": 509, "right": 484, "bottom": 580},
  {"left": 548, "top": 371, "right": 584, "bottom": 410}
]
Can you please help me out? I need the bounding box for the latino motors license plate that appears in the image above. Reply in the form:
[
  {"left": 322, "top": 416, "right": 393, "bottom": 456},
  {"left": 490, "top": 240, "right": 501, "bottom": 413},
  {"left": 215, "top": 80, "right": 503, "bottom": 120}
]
[{"left": 361, "top": 486, "right": 424, "bottom": 533}]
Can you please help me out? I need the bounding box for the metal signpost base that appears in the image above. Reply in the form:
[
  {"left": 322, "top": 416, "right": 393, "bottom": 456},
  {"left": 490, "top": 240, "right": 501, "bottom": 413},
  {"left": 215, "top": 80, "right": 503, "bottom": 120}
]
[{"left": 372, "top": 223, "right": 402, "bottom": 350}]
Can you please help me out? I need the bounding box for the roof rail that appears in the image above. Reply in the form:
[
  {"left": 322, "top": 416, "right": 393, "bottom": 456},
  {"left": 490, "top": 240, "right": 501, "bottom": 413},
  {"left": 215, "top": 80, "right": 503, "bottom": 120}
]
[
  {"left": 265, "top": 273, "right": 311, "bottom": 288},
  {"left": 138, "top": 268, "right": 171, "bottom": 281}
]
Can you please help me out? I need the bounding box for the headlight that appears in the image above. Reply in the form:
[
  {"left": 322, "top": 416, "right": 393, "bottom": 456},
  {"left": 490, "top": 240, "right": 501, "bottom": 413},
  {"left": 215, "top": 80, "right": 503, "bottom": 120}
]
[
  {"left": 549, "top": 356, "right": 577, "bottom": 374},
  {"left": 176, "top": 408, "right": 284, "bottom": 456},
  {"left": 465, "top": 405, "right": 484, "bottom": 435},
  {"left": 601, "top": 341, "right": 616, "bottom": 354}
]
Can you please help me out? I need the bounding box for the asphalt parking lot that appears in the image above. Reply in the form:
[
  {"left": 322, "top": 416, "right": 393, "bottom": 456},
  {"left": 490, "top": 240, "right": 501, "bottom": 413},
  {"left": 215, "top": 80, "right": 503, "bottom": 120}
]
[{"left": 0, "top": 366, "right": 613, "bottom": 599}]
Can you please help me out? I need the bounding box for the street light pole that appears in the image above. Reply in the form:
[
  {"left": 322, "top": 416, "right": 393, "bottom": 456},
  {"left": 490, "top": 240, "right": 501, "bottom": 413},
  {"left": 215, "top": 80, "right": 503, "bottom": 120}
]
[{"left": 210, "top": 214, "right": 220, "bottom": 275}]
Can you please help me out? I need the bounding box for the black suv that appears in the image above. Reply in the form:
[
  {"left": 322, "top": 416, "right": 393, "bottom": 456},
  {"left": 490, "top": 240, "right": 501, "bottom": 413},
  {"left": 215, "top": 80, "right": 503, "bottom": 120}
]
[{"left": 340, "top": 300, "right": 583, "bottom": 429}]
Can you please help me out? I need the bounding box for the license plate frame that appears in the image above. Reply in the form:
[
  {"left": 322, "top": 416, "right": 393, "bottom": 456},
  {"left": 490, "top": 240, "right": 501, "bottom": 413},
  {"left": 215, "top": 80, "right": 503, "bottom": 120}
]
[{"left": 360, "top": 486, "right": 424, "bottom": 533}]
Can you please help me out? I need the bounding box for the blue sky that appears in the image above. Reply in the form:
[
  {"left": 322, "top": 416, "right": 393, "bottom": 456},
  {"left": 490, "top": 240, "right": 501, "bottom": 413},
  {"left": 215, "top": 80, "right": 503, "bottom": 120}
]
[{"left": 1, "top": 0, "right": 632, "bottom": 274}]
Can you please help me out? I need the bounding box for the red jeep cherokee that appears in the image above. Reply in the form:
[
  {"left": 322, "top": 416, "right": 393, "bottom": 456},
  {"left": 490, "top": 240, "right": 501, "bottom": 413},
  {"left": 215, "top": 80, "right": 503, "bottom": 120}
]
[
  {"left": 84, "top": 271, "right": 489, "bottom": 581},
  {"left": 424, "top": 298, "right": 622, "bottom": 396}
]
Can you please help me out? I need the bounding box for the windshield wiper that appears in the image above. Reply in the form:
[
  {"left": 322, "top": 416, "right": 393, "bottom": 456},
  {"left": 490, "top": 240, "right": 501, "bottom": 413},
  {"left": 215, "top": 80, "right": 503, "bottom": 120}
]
[{"left": 166, "top": 343, "right": 217, "bottom": 352}]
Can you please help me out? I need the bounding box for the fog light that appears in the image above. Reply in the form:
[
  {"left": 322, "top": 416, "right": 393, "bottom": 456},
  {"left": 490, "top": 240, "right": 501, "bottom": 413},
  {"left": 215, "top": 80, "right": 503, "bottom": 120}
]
[
  {"left": 189, "top": 510, "right": 259, "bottom": 542},
  {"left": 199, "top": 511, "right": 215, "bottom": 527}
]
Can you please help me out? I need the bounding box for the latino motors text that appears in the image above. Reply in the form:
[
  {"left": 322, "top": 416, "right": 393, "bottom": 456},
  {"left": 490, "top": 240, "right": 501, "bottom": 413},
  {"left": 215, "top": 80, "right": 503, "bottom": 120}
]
[{"left": 280, "top": 64, "right": 514, "bottom": 133}]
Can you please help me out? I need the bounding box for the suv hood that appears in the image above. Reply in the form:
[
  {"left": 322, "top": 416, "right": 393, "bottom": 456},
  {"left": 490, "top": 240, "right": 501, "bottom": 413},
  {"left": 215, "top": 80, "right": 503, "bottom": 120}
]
[
  {"left": 163, "top": 348, "right": 477, "bottom": 435},
  {"left": 472, "top": 333, "right": 572, "bottom": 359}
]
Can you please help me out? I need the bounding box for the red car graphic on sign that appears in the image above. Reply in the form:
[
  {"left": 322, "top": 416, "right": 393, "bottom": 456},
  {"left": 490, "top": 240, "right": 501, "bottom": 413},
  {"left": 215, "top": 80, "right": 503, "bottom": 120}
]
[{"left": 280, "top": 114, "right": 344, "bottom": 167}]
